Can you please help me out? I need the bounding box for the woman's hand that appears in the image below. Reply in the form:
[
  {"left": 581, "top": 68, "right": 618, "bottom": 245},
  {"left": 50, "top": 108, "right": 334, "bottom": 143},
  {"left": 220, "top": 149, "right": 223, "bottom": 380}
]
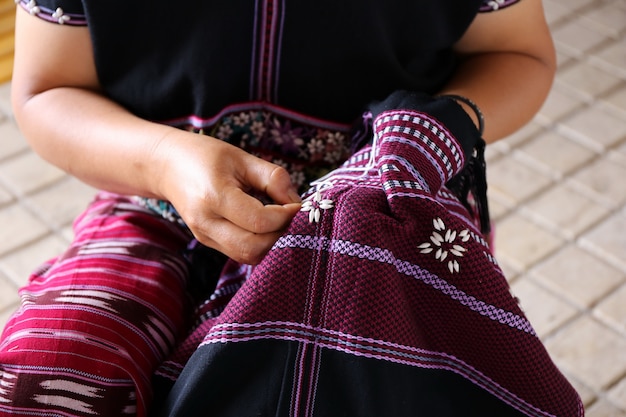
[
  {"left": 11, "top": 8, "right": 300, "bottom": 264},
  {"left": 155, "top": 134, "right": 302, "bottom": 264}
]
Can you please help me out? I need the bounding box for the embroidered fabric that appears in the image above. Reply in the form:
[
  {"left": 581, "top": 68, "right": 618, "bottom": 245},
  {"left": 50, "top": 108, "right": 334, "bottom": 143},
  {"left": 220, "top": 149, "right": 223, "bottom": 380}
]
[
  {"left": 153, "top": 104, "right": 583, "bottom": 417},
  {"left": 134, "top": 107, "right": 352, "bottom": 227}
]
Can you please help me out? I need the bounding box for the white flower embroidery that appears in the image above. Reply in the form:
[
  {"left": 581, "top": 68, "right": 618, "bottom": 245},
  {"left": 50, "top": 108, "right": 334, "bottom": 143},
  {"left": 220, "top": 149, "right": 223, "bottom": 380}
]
[
  {"left": 52, "top": 7, "right": 70, "bottom": 24},
  {"left": 418, "top": 218, "right": 470, "bottom": 273},
  {"left": 26, "top": 0, "right": 40, "bottom": 15},
  {"left": 301, "top": 190, "right": 334, "bottom": 223},
  {"left": 487, "top": 0, "right": 506, "bottom": 10}
]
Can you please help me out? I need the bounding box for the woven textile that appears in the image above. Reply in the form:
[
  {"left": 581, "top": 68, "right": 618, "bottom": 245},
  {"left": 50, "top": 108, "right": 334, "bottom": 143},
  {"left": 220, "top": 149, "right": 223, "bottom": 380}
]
[
  {"left": 154, "top": 109, "right": 583, "bottom": 416},
  {"left": 0, "top": 194, "right": 194, "bottom": 416}
]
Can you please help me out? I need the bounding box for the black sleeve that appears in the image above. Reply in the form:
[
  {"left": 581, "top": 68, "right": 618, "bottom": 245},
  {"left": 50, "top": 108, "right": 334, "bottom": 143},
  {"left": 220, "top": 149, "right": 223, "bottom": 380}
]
[{"left": 17, "top": 0, "right": 86, "bottom": 26}]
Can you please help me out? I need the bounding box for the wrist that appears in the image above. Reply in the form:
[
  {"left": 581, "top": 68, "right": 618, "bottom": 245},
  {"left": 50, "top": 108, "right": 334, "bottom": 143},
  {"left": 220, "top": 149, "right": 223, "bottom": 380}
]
[{"left": 148, "top": 126, "right": 195, "bottom": 201}]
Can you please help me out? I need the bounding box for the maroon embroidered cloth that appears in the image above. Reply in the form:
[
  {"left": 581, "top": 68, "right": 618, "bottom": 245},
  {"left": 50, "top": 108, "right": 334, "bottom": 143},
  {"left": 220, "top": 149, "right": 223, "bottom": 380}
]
[{"left": 154, "top": 108, "right": 583, "bottom": 416}]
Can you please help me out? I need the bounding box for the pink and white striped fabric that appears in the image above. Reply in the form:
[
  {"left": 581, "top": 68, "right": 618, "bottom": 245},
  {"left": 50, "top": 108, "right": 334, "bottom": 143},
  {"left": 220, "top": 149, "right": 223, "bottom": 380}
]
[{"left": 0, "top": 194, "right": 193, "bottom": 416}]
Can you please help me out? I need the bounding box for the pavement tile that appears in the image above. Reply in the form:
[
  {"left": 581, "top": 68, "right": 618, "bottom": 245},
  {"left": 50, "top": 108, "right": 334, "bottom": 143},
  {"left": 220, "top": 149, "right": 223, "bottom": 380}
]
[
  {"left": 26, "top": 177, "right": 96, "bottom": 229},
  {"left": 493, "top": 213, "right": 564, "bottom": 271},
  {"left": 545, "top": 316, "right": 626, "bottom": 391},
  {"left": 515, "top": 130, "right": 597, "bottom": 178},
  {"left": 608, "top": 378, "right": 626, "bottom": 412},
  {"left": 522, "top": 183, "right": 610, "bottom": 239},
  {"left": 0, "top": 119, "right": 29, "bottom": 161},
  {"left": 486, "top": 157, "right": 553, "bottom": 206},
  {"left": 556, "top": 51, "right": 576, "bottom": 68},
  {"left": 0, "top": 183, "right": 12, "bottom": 207},
  {"left": 0, "top": 270, "right": 19, "bottom": 312},
  {"left": 497, "top": 122, "right": 544, "bottom": 150},
  {"left": 555, "top": 60, "right": 623, "bottom": 101},
  {"left": 548, "top": 0, "right": 596, "bottom": 10},
  {"left": 494, "top": 258, "right": 520, "bottom": 283},
  {"left": 0, "top": 305, "right": 18, "bottom": 332},
  {"left": 587, "top": 399, "right": 626, "bottom": 417},
  {"left": 0, "top": 152, "right": 67, "bottom": 196},
  {"left": 600, "top": 85, "right": 626, "bottom": 117},
  {"left": 566, "top": 376, "right": 597, "bottom": 408},
  {"left": 0, "top": 234, "right": 67, "bottom": 288},
  {"left": 590, "top": 37, "right": 626, "bottom": 79},
  {"left": 60, "top": 224, "right": 75, "bottom": 243},
  {"left": 559, "top": 105, "right": 626, "bottom": 151},
  {"left": 580, "top": 210, "right": 626, "bottom": 272},
  {"left": 595, "top": 283, "right": 626, "bottom": 334},
  {"left": 0, "top": 82, "right": 12, "bottom": 119},
  {"left": 579, "top": 1, "right": 626, "bottom": 37},
  {"left": 556, "top": 50, "right": 576, "bottom": 68},
  {"left": 531, "top": 245, "right": 625, "bottom": 309},
  {"left": 486, "top": 194, "right": 511, "bottom": 222},
  {"left": 542, "top": 0, "right": 572, "bottom": 25},
  {"left": 568, "top": 158, "right": 626, "bottom": 208},
  {"left": 551, "top": 18, "right": 610, "bottom": 57},
  {"left": 0, "top": 203, "right": 48, "bottom": 256},
  {"left": 510, "top": 278, "right": 578, "bottom": 339},
  {"left": 536, "top": 86, "right": 585, "bottom": 125},
  {"left": 484, "top": 144, "right": 504, "bottom": 164},
  {"left": 612, "top": 141, "right": 626, "bottom": 166}
]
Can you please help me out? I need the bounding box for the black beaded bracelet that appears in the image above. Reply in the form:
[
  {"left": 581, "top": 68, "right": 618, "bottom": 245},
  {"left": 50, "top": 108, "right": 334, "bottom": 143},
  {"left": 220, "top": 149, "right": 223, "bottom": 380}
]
[{"left": 440, "top": 94, "right": 485, "bottom": 136}]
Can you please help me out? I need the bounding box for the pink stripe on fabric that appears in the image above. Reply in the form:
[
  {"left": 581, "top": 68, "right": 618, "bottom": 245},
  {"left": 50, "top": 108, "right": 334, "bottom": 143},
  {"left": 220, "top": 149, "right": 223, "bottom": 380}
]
[
  {"left": 272, "top": 235, "right": 534, "bottom": 335},
  {"left": 201, "top": 321, "right": 556, "bottom": 417}
]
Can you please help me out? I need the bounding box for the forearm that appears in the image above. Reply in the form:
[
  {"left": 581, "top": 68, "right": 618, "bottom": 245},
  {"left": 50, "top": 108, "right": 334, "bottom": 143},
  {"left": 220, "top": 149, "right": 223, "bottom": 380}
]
[
  {"left": 439, "top": 50, "right": 556, "bottom": 143},
  {"left": 13, "top": 86, "right": 188, "bottom": 199}
]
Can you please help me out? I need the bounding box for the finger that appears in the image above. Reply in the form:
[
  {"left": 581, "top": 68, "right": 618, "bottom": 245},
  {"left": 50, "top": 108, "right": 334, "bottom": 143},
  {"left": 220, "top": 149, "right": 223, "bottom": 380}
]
[
  {"left": 194, "top": 217, "right": 286, "bottom": 265},
  {"left": 241, "top": 156, "right": 301, "bottom": 204},
  {"left": 217, "top": 187, "right": 301, "bottom": 234}
]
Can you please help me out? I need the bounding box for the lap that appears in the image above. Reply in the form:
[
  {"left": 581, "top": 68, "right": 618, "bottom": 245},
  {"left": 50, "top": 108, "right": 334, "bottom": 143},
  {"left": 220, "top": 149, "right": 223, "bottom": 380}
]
[{"left": 0, "top": 192, "right": 194, "bottom": 417}]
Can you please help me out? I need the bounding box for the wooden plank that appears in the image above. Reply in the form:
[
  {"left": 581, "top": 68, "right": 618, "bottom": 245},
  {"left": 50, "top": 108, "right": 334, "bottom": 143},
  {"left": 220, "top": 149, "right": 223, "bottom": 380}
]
[
  {"left": 0, "top": 32, "right": 14, "bottom": 56},
  {"left": 0, "top": 1, "right": 16, "bottom": 16},
  {"left": 0, "top": 54, "right": 13, "bottom": 83},
  {"left": 0, "top": 12, "right": 15, "bottom": 36},
  {"left": 0, "top": 0, "right": 14, "bottom": 84}
]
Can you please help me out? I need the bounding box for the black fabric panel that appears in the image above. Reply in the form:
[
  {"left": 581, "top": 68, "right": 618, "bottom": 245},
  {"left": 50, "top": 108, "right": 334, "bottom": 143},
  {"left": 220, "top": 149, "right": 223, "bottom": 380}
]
[
  {"left": 83, "top": 0, "right": 257, "bottom": 122},
  {"left": 80, "top": 0, "right": 483, "bottom": 124},
  {"left": 313, "top": 348, "right": 528, "bottom": 417},
  {"left": 36, "top": 0, "right": 84, "bottom": 14},
  {"left": 152, "top": 340, "right": 298, "bottom": 417},
  {"left": 153, "top": 339, "right": 527, "bottom": 417}
]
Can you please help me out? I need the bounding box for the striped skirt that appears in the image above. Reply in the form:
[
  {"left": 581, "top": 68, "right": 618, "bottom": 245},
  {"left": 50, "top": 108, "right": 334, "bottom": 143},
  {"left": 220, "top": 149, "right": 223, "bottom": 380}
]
[{"left": 0, "top": 192, "right": 194, "bottom": 416}]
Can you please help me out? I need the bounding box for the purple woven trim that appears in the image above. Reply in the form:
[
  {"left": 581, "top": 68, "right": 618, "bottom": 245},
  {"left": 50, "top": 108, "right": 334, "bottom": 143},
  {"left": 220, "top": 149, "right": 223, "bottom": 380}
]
[
  {"left": 273, "top": 235, "right": 536, "bottom": 336},
  {"left": 479, "top": 0, "right": 522, "bottom": 12},
  {"left": 162, "top": 101, "right": 351, "bottom": 132},
  {"left": 380, "top": 154, "right": 431, "bottom": 193},
  {"left": 17, "top": 0, "right": 87, "bottom": 25},
  {"left": 373, "top": 110, "right": 465, "bottom": 181},
  {"left": 200, "top": 321, "right": 555, "bottom": 417},
  {"left": 381, "top": 136, "right": 446, "bottom": 187}
]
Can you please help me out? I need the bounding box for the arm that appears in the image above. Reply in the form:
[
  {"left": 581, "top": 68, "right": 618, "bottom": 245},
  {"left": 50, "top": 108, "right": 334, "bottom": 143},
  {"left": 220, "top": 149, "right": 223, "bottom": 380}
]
[
  {"left": 440, "top": 0, "right": 556, "bottom": 143},
  {"left": 10, "top": 8, "right": 301, "bottom": 264}
]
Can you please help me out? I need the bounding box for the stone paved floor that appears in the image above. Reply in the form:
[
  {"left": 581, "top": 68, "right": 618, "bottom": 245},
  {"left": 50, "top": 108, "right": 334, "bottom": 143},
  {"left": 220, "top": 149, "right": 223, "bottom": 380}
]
[{"left": 0, "top": 0, "right": 626, "bottom": 414}]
